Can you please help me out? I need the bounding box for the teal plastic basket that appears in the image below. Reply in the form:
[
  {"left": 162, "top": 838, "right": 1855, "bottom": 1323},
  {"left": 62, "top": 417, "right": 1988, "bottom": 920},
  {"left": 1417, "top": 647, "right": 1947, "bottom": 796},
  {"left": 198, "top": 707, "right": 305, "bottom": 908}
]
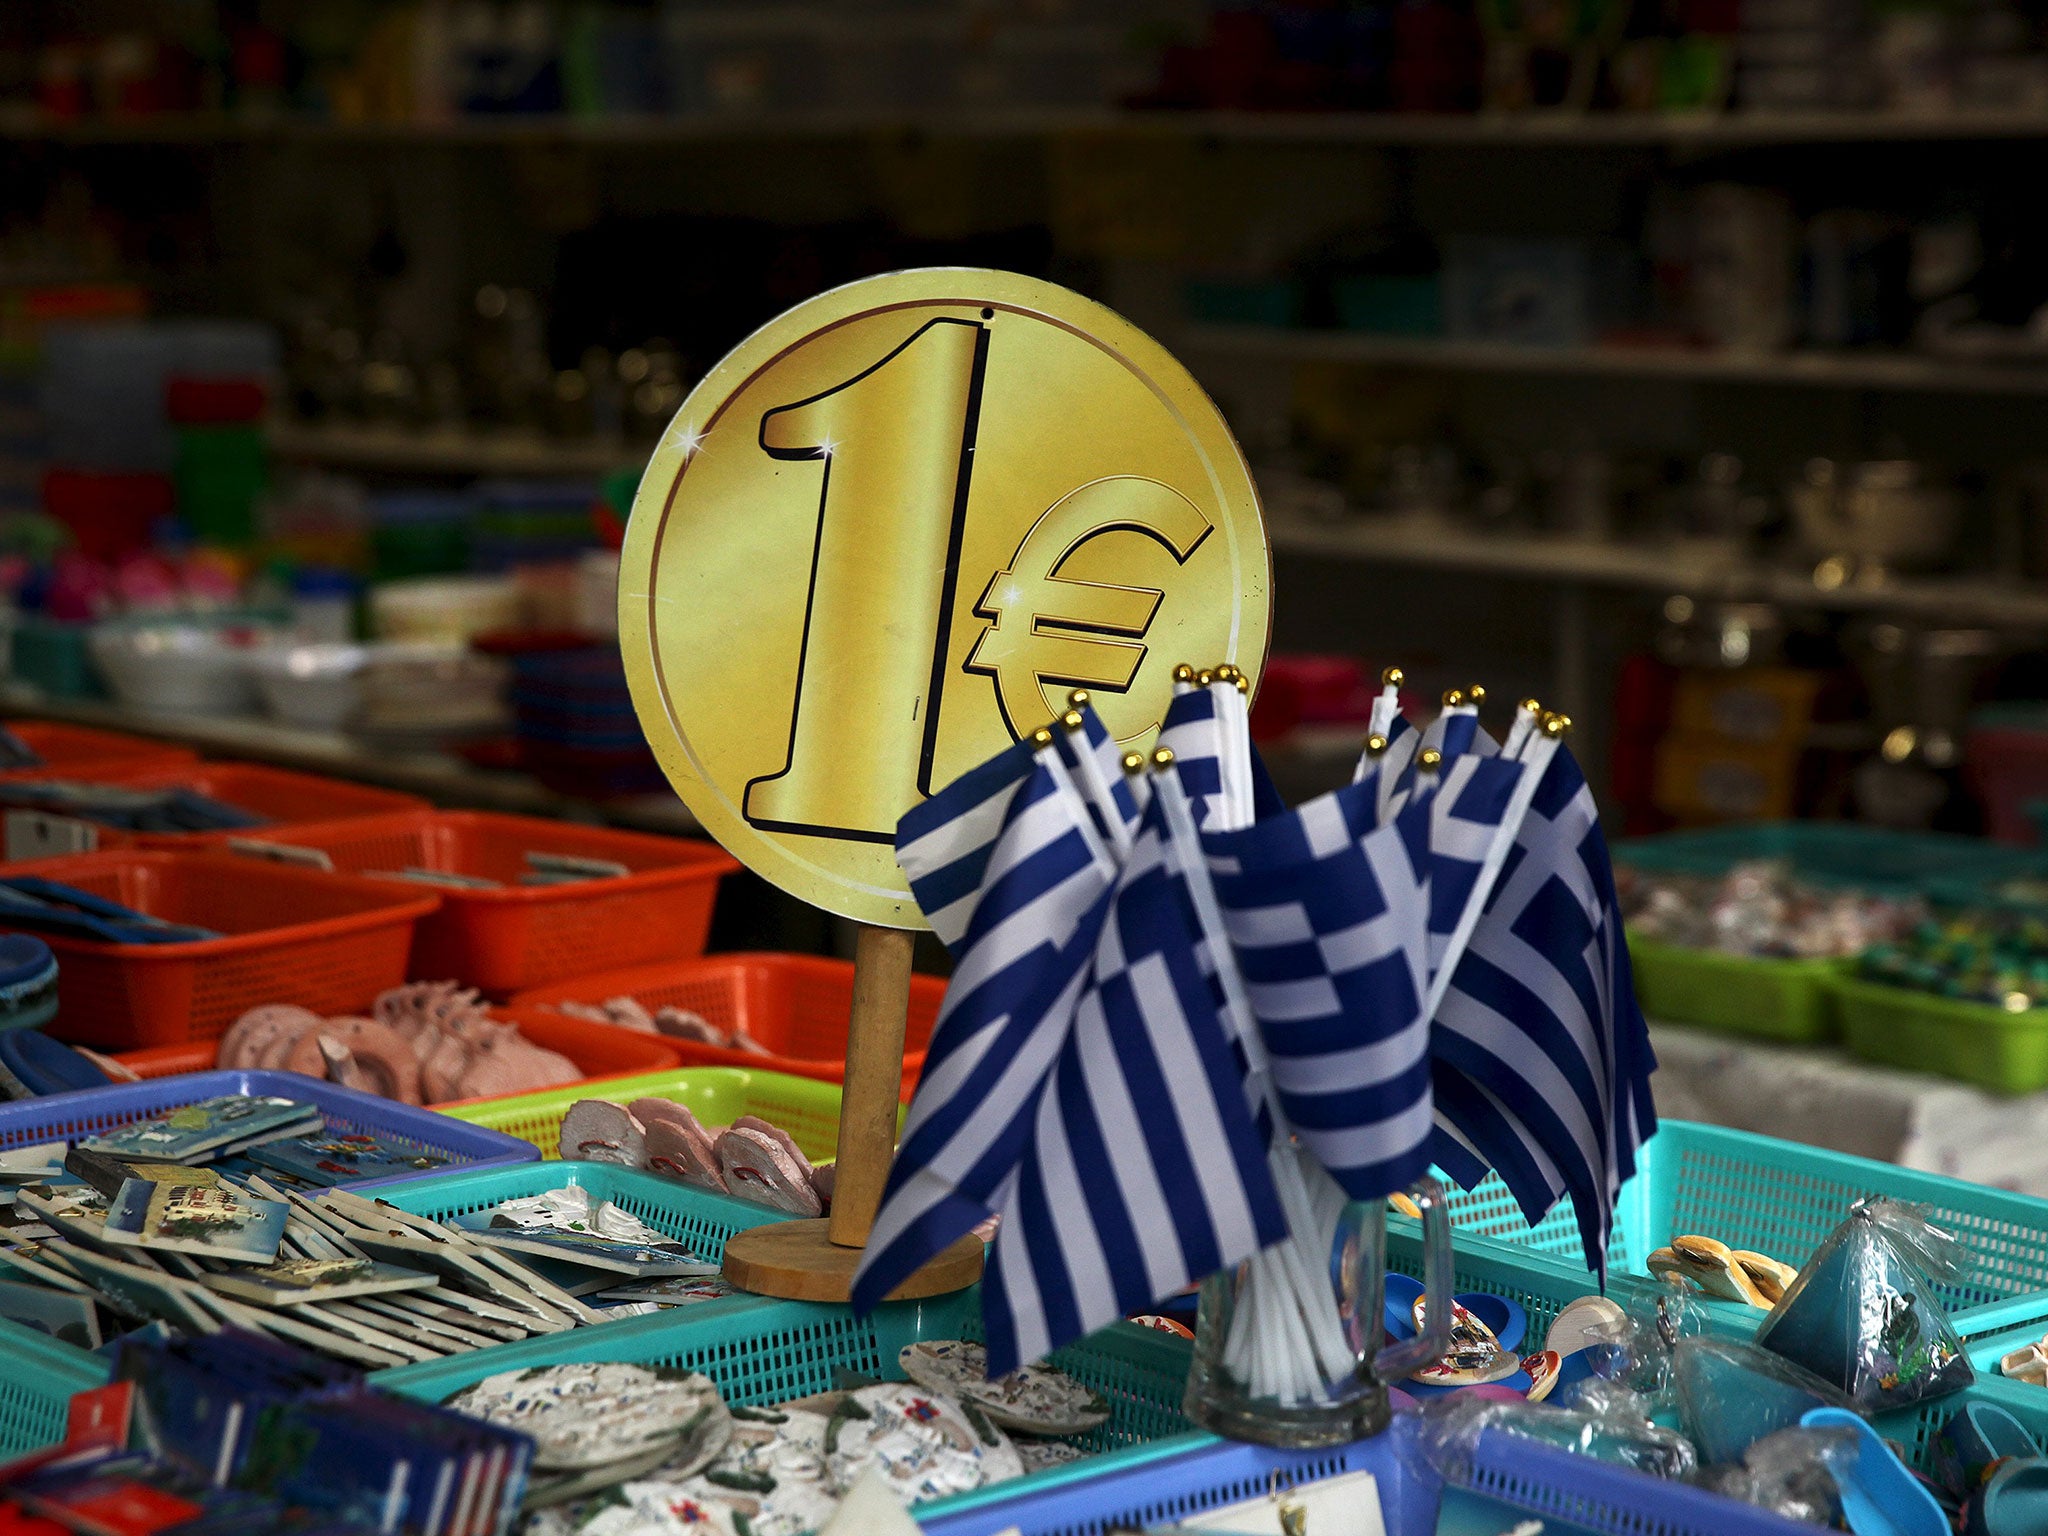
[
  {"left": 1431, "top": 1120, "right": 2048, "bottom": 1340},
  {"left": 1614, "top": 822, "right": 2035, "bottom": 895},
  {"left": 367, "top": 1157, "right": 799, "bottom": 1255},
  {"left": 0, "top": 1324, "right": 110, "bottom": 1460}
]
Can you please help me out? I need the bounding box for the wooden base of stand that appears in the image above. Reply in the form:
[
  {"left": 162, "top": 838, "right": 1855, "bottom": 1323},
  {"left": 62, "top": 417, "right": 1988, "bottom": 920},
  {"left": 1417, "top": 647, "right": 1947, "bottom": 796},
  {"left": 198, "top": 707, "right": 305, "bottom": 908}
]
[
  {"left": 722, "top": 923, "right": 980, "bottom": 1304},
  {"left": 722, "top": 1220, "right": 983, "bottom": 1302}
]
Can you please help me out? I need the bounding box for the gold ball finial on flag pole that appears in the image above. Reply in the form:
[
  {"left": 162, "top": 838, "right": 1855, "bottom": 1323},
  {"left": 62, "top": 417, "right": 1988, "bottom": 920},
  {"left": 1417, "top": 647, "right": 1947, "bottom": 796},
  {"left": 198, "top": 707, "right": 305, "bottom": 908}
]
[
  {"left": 1151, "top": 746, "right": 1176, "bottom": 770},
  {"left": 1466, "top": 684, "right": 1486, "bottom": 706},
  {"left": 1441, "top": 688, "right": 1465, "bottom": 709},
  {"left": 1542, "top": 712, "right": 1573, "bottom": 739},
  {"left": 1174, "top": 663, "right": 1196, "bottom": 683},
  {"left": 1364, "top": 734, "right": 1389, "bottom": 757},
  {"left": 1059, "top": 709, "right": 1085, "bottom": 730},
  {"left": 1519, "top": 697, "right": 1542, "bottom": 717},
  {"left": 1031, "top": 726, "right": 1055, "bottom": 748},
  {"left": 1121, "top": 751, "right": 1146, "bottom": 774},
  {"left": 1067, "top": 688, "right": 1091, "bottom": 709},
  {"left": 1381, "top": 666, "right": 1403, "bottom": 688},
  {"left": 1417, "top": 747, "right": 1443, "bottom": 770},
  {"left": 1196, "top": 668, "right": 1216, "bottom": 688}
]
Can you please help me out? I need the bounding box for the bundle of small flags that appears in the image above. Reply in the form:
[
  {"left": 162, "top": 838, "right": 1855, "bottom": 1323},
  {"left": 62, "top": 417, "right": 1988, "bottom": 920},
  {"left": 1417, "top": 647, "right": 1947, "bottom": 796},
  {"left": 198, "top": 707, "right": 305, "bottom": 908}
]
[{"left": 854, "top": 665, "right": 1655, "bottom": 1401}]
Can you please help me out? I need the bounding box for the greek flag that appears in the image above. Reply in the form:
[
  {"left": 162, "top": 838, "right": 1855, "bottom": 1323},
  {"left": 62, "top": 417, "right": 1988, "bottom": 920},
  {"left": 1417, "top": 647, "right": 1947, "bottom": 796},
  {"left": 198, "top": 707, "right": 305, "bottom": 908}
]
[
  {"left": 1156, "top": 682, "right": 1284, "bottom": 827},
  {"left": 982, "top": 791, "right": 1285, "bottom": 1376},
  {"left": 1426, "top": 744, "right": 1657, "bottom": 1280},
  {"left": 854, "top": 718, "right": 1125, "bottom": 1314},
  {"left": 897, "top": 706, "right": 1138, "bottom": 954},
  {"left": 896, "top": 736, "right": 1037, "bottom": 956}
]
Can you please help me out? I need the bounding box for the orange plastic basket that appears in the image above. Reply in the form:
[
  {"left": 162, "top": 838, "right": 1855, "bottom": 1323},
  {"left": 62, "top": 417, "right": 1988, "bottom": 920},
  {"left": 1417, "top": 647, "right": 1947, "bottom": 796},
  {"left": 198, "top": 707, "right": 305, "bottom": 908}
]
[
  {"left": 109, "top": 1005, "right": 683, "bottom": 1106},
  {"left": 228, "top": 811, "right": 738, "bottom": 997},
  {"left": 14, "top": 849, "right": 440, "bottom": 1049},
  {"left": 84, "top": 762, "right": 428, "bottom": 847},
  {"left": 512, "top": 952, "right": 947, "bottom": 1100},
  {"left": 0, "top": 720, "right": 196, "bottom": 781}
]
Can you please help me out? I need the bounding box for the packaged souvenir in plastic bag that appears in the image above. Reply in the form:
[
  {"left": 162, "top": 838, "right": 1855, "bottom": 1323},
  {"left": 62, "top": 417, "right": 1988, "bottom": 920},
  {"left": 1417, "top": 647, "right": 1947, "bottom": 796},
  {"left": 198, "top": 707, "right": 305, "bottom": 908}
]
[
  {"left": 1412, "top": 1379, "right": 1698, "bottom": 1484},
  {"left": 1756, "top": 1199, "right": 1974, "bottom": 1411},
  {"left": 1672, "top": 1338, "right": 1852, "bottom": 1465}
]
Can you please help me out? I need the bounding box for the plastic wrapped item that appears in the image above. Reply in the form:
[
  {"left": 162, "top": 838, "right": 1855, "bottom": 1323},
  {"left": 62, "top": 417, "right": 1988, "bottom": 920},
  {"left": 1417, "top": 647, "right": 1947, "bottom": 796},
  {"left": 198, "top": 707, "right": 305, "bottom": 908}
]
[
  {"left": 1598, "top": 1277, "right": 1710, "bottom": 1406},
  {"left": 1672, "top": 1337, "right": 1853, "bottom": 1465},
  {"left": 1757, "top": 1199, "right": 1975, "bottom": 1411},
  {"left": 1413, "top": 1379, "right": 1698, "bottom": 1484},
  {"left": 1690, "top": 1425, "right": 1855, "bottom": 1527}
]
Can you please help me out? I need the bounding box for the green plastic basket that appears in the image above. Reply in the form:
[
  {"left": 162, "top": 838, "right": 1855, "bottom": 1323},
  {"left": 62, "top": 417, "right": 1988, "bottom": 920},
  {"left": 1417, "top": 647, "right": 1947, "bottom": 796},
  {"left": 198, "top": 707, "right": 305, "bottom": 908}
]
[
  {"left": 1432, "top": 1119, "right": 2048, "bottom": 1341},
  {"left": 436, "top": 1065, "right": 901, "bottom": 1164},
  {"left": 1832, "top": 971, "right": 2048, "bottom": 1096},
  {"left": 0, "top": 1324, "right": 111, "bottom": 1459},
  {"left": 1627, "top": 937, "right": 1840, "bottom": 1042}
]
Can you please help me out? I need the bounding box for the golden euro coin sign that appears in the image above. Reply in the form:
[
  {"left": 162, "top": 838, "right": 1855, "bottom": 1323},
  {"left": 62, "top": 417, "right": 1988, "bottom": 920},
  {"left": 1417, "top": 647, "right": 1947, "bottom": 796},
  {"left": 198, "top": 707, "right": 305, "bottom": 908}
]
[{"left": 619, "top": 268, "right": 1270, "bottom": 927}]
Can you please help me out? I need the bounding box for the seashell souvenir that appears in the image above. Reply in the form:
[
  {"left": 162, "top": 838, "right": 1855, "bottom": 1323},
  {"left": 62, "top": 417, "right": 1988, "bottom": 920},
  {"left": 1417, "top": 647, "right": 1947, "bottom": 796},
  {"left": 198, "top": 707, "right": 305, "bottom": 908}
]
[
  {"left": 1411, "top": 1297, "right": 1520, "bottom": 1387},
  {"left": 557, "top": 1101, "right": 646, "bottom": 1168},
  {"left": 629, "top": 1409, "right": 839, "bottom": 1536},
  {"left": 1733, "top": 1249, "right": 1798, "bottom": 1305},
  {"left": 2001, "top": 1342, "right": 2048, "bottom": 1386},
  {"left": 1649, "top": 1235, "right": 1772, "bottom": 1308},
  {"left": 448, "top": 1361, "right": 727, "bottom": 1471},
  {"left": 1523, "top": 1350, "right": 1563, "bottom": 1402},
  {"left": 823, "top": 1383, "right": 1024, "bottom": 1502},
  {"left": 1545, "top": 1295, "right": 1629, "bottom": 1358},
  {"left": 898, "top": 1341, "right": 1111, "bottom": 1436}
]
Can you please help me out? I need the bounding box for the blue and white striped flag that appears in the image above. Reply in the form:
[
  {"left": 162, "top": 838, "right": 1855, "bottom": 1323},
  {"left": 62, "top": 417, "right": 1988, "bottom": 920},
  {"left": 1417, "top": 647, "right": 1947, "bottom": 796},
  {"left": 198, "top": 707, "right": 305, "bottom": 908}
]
[
  {"left": 1426, "top": 744, "right": 1657, "bottom": 1280},
  {"left": 982, "top": 791, "right": 1286, "bottom": 1375},
  {"left": 1201, "top": 778, "right": 1437, "bottom": 1199},
  {"left": 853, "top": 715, "right": 1127, "bottom": 1313},
  {"left": 897, "top": 705, "right": 1139, "bottom": 955},
  {"left": 896, "top": 737, "right": 1037, "bottom": 957},
  {"left": 1156, "top": 682, "right": 1285, "bottom": 828}
]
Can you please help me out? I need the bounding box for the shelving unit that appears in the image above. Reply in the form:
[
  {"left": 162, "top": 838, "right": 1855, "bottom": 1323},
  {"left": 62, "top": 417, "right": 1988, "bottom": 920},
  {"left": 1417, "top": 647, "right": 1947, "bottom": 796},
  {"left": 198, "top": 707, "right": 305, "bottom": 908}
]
[
  {"left": 0, "top": 686, "right": 700, "bottom": 839},
  {"left": 267, "top": 422, "right": 646, "bottom": 479},
  {"left": 9, "top": 105, "right": 2048, "bottom": 148},
  {"left": 1185, "top": 326, "right": 2048, "bottom": 398},
  {"left": 1268, "top": 515, "right": 2048, "bottom": 629}
]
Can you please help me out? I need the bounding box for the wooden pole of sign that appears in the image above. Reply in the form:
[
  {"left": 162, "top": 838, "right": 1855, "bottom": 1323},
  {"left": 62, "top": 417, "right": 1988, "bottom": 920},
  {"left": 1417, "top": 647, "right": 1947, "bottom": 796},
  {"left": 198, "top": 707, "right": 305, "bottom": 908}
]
[{"left": 720, "top": 924, "right": 984, "bottom": 1301}]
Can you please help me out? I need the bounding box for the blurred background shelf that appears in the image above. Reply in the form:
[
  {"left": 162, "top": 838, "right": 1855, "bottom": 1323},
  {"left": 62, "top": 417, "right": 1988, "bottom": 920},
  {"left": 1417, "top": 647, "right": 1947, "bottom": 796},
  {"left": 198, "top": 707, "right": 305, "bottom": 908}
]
[
  {"left": 1187, "top": 327, "right": 2048, "bottom": 397},
  {"left": 1269, "top": 515, "right": 2048, "bottom": 629},
  {"left": 267, "top": 422, "right": 647, "bottom": 480},
  {"left": 17, "top": 107, "right": 2048, "bottom": 149},
  {"left": 0, "top": 686, "right": 700, "bottom": 839}
]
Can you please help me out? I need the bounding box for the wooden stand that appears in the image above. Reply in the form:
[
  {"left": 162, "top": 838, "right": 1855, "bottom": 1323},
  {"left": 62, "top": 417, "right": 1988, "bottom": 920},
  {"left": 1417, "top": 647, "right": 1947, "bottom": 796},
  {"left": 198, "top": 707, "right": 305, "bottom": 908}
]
[{"left": 722, "top": 923, "right": 984, "bottom": 1301}]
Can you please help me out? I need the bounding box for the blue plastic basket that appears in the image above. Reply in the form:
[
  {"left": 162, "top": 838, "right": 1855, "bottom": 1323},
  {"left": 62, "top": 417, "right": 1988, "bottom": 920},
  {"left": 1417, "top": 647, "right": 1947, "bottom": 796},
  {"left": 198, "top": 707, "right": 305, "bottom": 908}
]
[
  {"left": 918, "top": 1413, "right": 1825, "bottom": 1536},
  {"left": 1428, "top": 1119, "right": 2048, "bottom": 1341},
  {"left": 0, "top": 1069, "right": 538, "bottom": 1191}
]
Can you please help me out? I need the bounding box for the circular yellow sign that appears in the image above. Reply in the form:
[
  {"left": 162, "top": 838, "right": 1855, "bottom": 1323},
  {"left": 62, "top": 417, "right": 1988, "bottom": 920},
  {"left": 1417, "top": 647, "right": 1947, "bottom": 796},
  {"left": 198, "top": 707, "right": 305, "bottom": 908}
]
[{"left": 620, "top": 268, "right": 1270, "bottom": 927}]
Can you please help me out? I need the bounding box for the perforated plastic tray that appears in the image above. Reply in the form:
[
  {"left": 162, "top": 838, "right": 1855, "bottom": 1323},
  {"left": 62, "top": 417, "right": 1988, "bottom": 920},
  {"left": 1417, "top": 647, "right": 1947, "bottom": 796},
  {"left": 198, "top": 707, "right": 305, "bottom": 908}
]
[{"left": 1430, "top": 1118, "right": 2048, "bottom": 1339}]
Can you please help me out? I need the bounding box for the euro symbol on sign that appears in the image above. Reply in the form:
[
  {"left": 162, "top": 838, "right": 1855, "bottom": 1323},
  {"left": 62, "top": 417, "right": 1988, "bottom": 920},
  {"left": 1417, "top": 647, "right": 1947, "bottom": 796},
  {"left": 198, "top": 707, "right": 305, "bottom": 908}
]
[{"left": 964, "top": 475, "right": 1213, "bottom": 738}]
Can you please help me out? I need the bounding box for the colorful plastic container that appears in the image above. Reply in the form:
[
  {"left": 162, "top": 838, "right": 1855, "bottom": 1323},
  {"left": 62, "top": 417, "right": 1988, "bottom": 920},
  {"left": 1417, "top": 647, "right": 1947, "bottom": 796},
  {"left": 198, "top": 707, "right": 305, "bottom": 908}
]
[
  {"left": 11, "top": 849, "right": 438, "bottom": 1048},
  {"left": 1434, "top": 1118, "right": 2048, "bottom": 1342},
  {"left": 1833, "top": 969, "right": 2048, "bottom": 1096},
  {"left": 512, "top": 952, "right": 944, "bottom": 1096},
  {"left": 0, "top": 720, "right": 195, "bottom": 781},
  {"left": 228, "top": 810, "right": 735, "bottom": 996},
  {"left": 0, "top": 1069, "right": 536, "bottom": 1188},
  {"left": 108, "top": 1006, "right": 684, "bottom": 1106},
  {"left": 436, "top": 1064, "right": 883, "bottom": 1163},
  {"left": 1627, "top": 937, "right": 1841, "bottom": 1043},
  {"left": 89, "top": 762, "right": 427, "bottom": 846}
]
